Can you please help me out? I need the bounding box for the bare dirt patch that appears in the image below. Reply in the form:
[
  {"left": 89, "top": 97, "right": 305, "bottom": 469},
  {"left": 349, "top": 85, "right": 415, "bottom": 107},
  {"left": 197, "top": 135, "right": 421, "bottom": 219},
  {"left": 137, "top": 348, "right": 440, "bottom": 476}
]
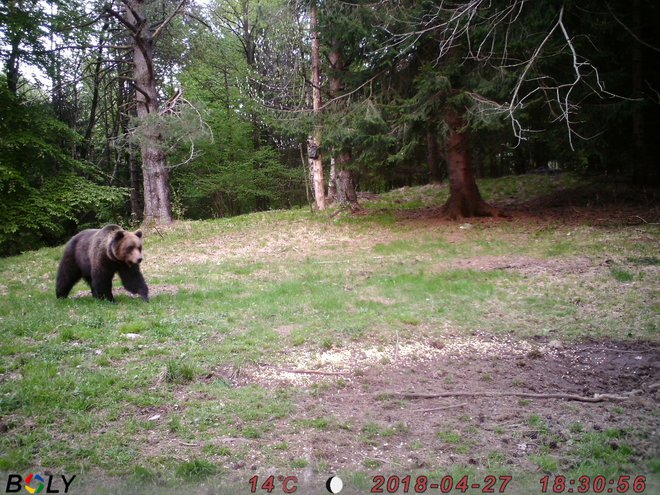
[
  {"left": 241, "top": 338, "right": 659, "bottom": 475},
  {"left": 249, "top": 335, "right": 536, "bottom": 387},
  {"left": 155, "top": 220, "right": 398, "bottom": 266},
  {"left": 438, "top": 255, "right": 602, "bottom": 276}
]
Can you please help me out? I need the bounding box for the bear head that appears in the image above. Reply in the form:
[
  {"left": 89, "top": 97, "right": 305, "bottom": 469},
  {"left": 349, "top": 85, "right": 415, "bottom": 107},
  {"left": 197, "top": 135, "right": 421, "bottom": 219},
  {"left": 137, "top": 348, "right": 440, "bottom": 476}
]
[{"left": 110, "top": 229, "right": 144, "bottom": 267}]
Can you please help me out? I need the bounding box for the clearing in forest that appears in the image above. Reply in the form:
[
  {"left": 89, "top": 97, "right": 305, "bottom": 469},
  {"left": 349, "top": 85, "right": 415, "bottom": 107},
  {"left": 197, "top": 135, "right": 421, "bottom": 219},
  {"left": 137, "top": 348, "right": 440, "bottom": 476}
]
[{"left": 0, "top": 175, "right": 658, "bottom": 494}]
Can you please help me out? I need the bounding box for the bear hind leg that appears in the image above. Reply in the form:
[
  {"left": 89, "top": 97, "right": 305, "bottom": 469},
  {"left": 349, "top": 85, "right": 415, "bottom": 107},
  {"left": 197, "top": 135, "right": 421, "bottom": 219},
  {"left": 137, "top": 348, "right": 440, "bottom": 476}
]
[{"left": 55, "top": 258, "right": 82, "bottom": 299}]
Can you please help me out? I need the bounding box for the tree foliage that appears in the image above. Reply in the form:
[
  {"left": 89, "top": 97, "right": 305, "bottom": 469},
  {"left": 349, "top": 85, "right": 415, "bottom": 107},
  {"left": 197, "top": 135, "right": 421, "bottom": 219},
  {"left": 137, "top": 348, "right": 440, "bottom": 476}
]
[
  {"left": 0, "top": 85, "right": 126, "bottom": 255},
  {"left": 0, "top": 0, "right": 658, "bottom": 252}
]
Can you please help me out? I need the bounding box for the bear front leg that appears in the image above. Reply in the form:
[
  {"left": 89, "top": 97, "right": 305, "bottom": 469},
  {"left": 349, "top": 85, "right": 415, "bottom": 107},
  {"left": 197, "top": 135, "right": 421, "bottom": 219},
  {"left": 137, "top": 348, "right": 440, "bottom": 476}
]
[
  {"left": 119, "top": 267, "right": 150, "bottom": 301},
  {"left": 91, "top": 268, "right": 115, "bottom": 302}
]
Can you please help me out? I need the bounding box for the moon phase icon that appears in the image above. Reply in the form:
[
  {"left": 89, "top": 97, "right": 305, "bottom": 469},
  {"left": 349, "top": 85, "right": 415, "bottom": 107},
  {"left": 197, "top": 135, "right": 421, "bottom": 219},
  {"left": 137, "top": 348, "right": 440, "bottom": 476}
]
[{"left": 326, "top": 475, "right": 343, "bottom": 493}]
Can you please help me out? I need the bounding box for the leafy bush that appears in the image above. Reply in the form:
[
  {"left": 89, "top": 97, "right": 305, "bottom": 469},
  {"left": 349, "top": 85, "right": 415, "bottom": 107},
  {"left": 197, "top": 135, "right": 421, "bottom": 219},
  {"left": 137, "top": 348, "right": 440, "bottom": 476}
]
[
  {"left": 174, "top": 147, "right": 303, "bottom": 218},
  {"left": 169, "top": 94, "right": 305, "bottom": 218},
  {"left": 0, "top": 86, "right": 127, "bottom": 256}
]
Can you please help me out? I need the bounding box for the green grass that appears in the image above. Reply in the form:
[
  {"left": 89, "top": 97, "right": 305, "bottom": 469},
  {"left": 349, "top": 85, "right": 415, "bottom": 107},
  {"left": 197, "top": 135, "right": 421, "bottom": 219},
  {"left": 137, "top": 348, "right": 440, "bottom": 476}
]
[
  {"left": 175, "top": 459, "right": 219, "bottom": 480},
  {"left": 164, "top": 359, "right": 197, "bottom": 384},
  {"left": 363, "top": 173, "right": 586, "bottom": 211},
  {"left": 290, "top": 458, "right": 309, "bottom": 468},
  {"left": 570, "top": 429, "right": 637, "bottom": 476},
  {"left": 611, "top": 266, "right": 635, "bottom": 282},
  {"left": 0, "top": 175, "right": 658, "bottom": 487},
  {"left": 295, "top": 417, "right": 332, "bottom": 430},
  {"left": 526, "top": 427, "right": 648, "bottom": 484},
  {"left": 437, "top": 429, "right": 462, "bottom": 444}
]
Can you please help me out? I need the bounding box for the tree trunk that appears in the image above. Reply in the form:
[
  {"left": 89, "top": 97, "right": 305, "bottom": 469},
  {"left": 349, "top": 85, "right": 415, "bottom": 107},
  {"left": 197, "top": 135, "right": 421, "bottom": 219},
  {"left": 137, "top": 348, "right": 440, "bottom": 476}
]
[
  {"left": 129, "top": 150, "right": 143, "bottom": 221},
  {"left": 5, "top": 1, "right": 21, "bottom": 95},
  {"left": 631, "top": 0, "right": 648, "bottom": 183},
  {"left": 334, "top": 150, "right": 355, "bottom": 205},
  {"left": 116, "top": 58, "right": 143, "bottom": 220},
  {"left": 7, "top": 38, "right": 20, "bottom": 95},
  {"left": 308, "top": 2, "right": 326, "bottom": 210},
  {"left": 81, "top": 21, "right": 109, "bottom": 161},
  {"left": 336, "top": 169, "right": 359, "bottom": 211},
  {"left": 427, "top": 129, "right": 443, "bottom": 184},
  {"left": 328, "top": 157, "right": 337, "bottom": 201},
  {"left": 125, "top": 0, "right": 173, "bottom": 225},
  {"left": 328, "top": 36, "right": 359, "bottom": 209},
  {"left": 441, "top": 108, "right": 503, "bottom": 219}
]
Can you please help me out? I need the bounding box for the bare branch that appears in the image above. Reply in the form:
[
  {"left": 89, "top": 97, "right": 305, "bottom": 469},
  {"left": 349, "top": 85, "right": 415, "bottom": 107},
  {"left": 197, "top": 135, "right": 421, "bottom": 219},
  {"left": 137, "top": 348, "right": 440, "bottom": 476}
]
[
  {"left": 153, "top": 0, "right": 188, "bottom": 41},
  {"left": 507, "top": 6, "right": 562, "bottom": 142},
  {"left": 320, "top": 71, "right": 386, "bottom": 110},
  {"left": 186, "top": 11, "right": 212, "bottom": 31},
  {"left": 606, "top": 2, "right": 660, "bottom": 53}
]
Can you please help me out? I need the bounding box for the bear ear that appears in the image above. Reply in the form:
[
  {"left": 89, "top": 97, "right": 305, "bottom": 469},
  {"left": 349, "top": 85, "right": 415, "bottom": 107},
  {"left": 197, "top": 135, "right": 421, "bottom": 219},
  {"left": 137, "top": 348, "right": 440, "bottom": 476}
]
[
  {"left": 113, "top": 230, "right": 125, "bottom": 242},
  {"left": 134, "top": 230, "right": 143, "bottom": 239}
]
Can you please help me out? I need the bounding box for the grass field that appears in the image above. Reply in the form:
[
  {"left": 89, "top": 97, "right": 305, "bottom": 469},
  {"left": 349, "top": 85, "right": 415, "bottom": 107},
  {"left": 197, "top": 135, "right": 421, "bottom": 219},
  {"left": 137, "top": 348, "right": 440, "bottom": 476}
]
[{"left": 0, "top": 174, "right": 658, "bottom": 494}]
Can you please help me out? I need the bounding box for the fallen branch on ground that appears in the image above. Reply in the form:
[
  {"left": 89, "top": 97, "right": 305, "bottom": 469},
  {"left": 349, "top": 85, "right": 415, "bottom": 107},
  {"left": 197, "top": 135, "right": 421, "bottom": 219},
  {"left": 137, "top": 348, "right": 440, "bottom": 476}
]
[
  {"left": 413, "top": 402, "right": 469, "bottom": 413},
  {"left": 277, "top": 368, "right": 347, "bottom": 376},
  {"left": 382, "top": 390, "right": 639, "bottom": 403}
]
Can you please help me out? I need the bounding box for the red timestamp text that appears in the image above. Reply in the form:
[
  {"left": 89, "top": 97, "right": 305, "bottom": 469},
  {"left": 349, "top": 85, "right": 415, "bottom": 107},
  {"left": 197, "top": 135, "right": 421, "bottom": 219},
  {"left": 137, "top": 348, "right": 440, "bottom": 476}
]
[
  {"left": 539, "top": 475, "right": 647, "bottom": 493},
  {"left": 371, "top": 475, "right": 512, "bottom": 493},
  {"left": 248, "top": 475, "right": 298, "bottom": 493}
]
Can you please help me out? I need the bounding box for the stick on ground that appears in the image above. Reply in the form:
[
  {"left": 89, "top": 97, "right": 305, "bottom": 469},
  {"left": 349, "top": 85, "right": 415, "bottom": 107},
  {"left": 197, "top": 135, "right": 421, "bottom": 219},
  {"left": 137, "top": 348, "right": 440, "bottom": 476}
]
[{"left": 383, "top": 390, "right": 638, "bottom": 403}]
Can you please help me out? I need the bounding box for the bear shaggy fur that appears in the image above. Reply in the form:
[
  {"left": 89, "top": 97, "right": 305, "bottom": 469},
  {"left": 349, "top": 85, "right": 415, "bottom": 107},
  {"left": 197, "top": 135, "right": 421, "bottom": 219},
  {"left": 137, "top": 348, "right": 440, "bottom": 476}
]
[{"left": 56, "top": 225, "right": 149, "bottom": 302}]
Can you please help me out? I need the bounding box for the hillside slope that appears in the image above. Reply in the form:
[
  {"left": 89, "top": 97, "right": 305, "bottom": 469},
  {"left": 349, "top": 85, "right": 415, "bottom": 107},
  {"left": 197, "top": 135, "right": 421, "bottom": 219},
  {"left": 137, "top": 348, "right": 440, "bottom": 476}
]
[{"left": 1, "top": 175, "right": 658, "bottom": 494}]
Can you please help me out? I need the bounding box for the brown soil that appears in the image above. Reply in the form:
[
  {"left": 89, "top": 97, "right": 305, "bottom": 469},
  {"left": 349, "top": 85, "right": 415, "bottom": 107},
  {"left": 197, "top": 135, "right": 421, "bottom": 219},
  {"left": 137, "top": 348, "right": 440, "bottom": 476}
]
[{"left": 226, "top": 338, "right": 659, "bottom": 477}]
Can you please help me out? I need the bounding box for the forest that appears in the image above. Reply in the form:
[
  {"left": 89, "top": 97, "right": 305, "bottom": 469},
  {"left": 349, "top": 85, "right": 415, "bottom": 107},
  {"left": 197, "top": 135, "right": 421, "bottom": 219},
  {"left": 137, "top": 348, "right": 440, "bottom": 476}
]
[
  {"left": 1, "top": 2, "right": 659, "bottom": 492},
  {"left": 1, "top": 0, "right": 658, "bottom": 256}
]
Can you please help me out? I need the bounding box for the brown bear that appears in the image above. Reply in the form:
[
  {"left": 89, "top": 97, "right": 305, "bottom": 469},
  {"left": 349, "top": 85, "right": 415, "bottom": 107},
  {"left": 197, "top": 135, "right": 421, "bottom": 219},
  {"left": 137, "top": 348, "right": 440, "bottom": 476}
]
[{"left": 56, "top": 224, "right": 149, "bottom": 302}]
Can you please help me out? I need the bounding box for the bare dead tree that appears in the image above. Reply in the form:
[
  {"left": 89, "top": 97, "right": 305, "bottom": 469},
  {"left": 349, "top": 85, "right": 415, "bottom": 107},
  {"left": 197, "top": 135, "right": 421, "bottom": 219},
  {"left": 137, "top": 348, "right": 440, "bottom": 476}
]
[
  {"left": 308, "top": 1, "right": 326, "bottom": 210},
  {"left": 104, "top": 0, "right": 190, "bottom": 225}
]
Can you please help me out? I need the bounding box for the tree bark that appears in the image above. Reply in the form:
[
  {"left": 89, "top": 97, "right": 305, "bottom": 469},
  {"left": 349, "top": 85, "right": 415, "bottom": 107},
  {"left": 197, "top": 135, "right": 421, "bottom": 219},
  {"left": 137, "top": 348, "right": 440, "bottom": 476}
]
[
  {"left": 631, "top": 0, "right": 649, "bottom": 183},
  {"left": 336, "top": 168, "right": 358, "bottom": 210},
  {"left": 128, "top": 150, "right": 143, "bottom": 221},
  {"left": 328, "top": 35, "right": 359, "bottom": 209},
  {"left": 6, "top": 38, "right": 20, "bottom": 95},
  {"left": 308, "top": 2, "right": 326, "bottom": 210},
  {"left": 328, "top": 156, "right": 337, "bottom": 201},
  {"left": 124, "top": 0, "right": 173, "bottom": 225},
  {"left": 427, "top": 129, "right": 443, "bottom": 184},
  {"left": 441, "top": 108, "right": 503, "bottom": 219},
  {"left": 115, "top": 57, "right": 143, "bottom": 220},
  {"left": 81, "top": 21, "right": 109, "bottom": 161},
  {"left": 5, "top": 1, "right": 21, "bottom": 95}
]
